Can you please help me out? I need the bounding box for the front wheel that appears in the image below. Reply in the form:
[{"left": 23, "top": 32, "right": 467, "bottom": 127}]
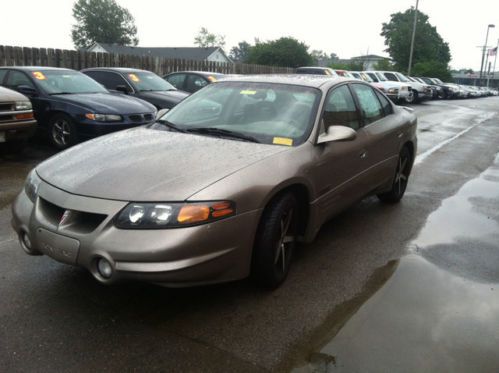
[
  {"left": 48, "top": 113, "right": 78, "bottom": 150},
  {"left": 251, "top": 193, "right": 297, "bottom": 288},
  {"left": 405, "top": 90, "right": 418, "bottom": 104},
  {"left": 377, "top": 146, "right": 412, "bottom": 203}
]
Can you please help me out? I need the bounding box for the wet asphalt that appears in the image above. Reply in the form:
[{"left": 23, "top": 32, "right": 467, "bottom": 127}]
[{"left": 1, "top": 97, "right": 499, "bottom": 372}]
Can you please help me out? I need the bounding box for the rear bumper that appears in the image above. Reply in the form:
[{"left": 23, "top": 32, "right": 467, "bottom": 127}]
[{"left": 0, "top": 120, "right": 37, "bottom": 141}]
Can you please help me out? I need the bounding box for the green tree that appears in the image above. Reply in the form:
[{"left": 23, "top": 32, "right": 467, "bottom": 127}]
[
  {"left": 194, "top": 27, "right": 226, "bottom": 48},
  {"left": 373, "top": 59, "right": 395, "bottom": 71},
  {"left": 71, "top": 0, "right": 138, "bottom": 49},
  {"left": 329, "top": 61, "right": 364, "bottom": 71},
  {"left": 246, "top": 37, "right": 313, "bottom": 68},
  {"left": 381, "top": 8, "right": 451, "bottom": 74},
  {"left": 230, "top": 41, "right": 251, "bottom": 62},
  {"left": 411, "top": 61, "right": 452, "bottom": 81}
]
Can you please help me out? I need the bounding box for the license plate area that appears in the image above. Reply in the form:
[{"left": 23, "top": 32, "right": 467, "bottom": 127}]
[{"left": 36, "top": 228, "right": 80, "bottom": 264}]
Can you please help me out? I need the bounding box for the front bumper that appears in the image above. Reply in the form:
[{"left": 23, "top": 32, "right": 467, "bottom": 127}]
[
  {"left": 0, "top": 119, "right": 37, "bottom": 142},
  {"left": 11, "top": 181, "right": 261, "bottom": 286}
]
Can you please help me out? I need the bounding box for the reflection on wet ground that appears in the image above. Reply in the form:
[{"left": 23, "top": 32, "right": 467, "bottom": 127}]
[{"left": 294, "top": 153, "right": 499, "bottom": 372}]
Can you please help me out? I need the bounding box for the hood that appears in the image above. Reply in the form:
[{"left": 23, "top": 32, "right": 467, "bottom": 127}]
[
  {"left": 36, "top": 126, "right": 289, "bottom": 201},
  {"left": 0, "top": 86, "right": 30, "bottom": 101},
  {"left": 55, "top": 92, "right": 155, "bottom": 114},
  {"left": 139, "top": 90, "right": 189, "bottom": 105}
]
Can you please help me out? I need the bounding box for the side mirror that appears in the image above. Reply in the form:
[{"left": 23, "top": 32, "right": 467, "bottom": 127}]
[
  {"left": 317, "top": 125, "right": 356, "bottom": 144},
  {"left": 115, "top": 85, "right": 131, "bottom": 94},
  {"left": 17, "top": 85, "right": 38, "bottom": 97},
  {"left": 156, "top": 108, "right": 170, "bottom": 120}
]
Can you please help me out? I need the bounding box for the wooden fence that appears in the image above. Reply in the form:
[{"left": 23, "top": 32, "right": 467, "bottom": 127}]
[{"left": 0, "top": 45, "right": 294, "bottom": 75}]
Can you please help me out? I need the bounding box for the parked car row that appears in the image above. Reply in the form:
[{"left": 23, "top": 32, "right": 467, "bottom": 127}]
[{"left": 294, "top": 66, "right": 498, "bottom": 104}]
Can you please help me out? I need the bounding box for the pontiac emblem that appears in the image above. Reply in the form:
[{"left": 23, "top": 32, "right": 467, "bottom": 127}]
[{"left": 59, "top": 210, "right": 72, "bottom": 226}]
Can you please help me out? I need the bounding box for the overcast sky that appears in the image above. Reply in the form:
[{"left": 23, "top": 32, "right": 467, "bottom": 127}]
[{"left": 1, "top": 0, "right": 498, "bottom": 70}]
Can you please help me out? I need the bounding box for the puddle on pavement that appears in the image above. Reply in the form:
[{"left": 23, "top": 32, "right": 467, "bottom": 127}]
[{"left": 293, "top": 154, "right": 499, "bottom": 372}]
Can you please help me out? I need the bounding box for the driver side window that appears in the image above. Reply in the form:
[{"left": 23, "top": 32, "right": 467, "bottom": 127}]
[{"left": 323, "top": 85, "right": 360, "bottom": 130}]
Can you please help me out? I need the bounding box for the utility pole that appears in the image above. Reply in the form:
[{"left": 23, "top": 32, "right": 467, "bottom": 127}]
[
  {"left": 479, "top": 24, "right": 495, "bottom": 84},
  {"left": 407, "top": 0, "right": 419, "bottom": 76},
  {"left": 490, "top": 39, "right": 499, "bottom": 88}
]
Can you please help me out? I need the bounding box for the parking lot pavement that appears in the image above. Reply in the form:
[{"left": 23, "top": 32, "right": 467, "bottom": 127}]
[{"left": 1, "top": 97, "right": 499, "bottom": 372}]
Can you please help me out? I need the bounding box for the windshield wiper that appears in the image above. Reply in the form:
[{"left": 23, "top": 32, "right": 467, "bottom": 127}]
[
  {"left": 186, "top": 127, "right": 260, "bottom": 143},
  {"left": 157, "top": 119, "right": 187, "bottom": 133},
  {"left": 49, "top": 92, "right": 75, "bottom": 95}
]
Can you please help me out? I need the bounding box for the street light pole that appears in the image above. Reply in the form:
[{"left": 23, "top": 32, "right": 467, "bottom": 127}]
[
  {"left": 490, "top": 39, "right": 499, "bottom": 88},
  {"left": 407, "top": 0, "right": 419, "bottom": 76},
  {"left": 479, "top": 24, "right": 495, "bottom": 83}
]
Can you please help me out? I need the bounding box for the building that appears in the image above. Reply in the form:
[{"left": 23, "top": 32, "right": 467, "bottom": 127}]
[
  {"left": 87, "top": 43, "right": 232, "bottom": 64},
  {"left": 350, "top": 54, "right": 391, "bottom": 70}
]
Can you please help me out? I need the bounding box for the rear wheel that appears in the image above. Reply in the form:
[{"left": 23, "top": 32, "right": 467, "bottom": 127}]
[
  {"left": 252, "top": 193, "right": 297, "bottom": 288},
  {"left": 377, "top": 146, "right": 412, "bottom": 203},
  {"left": 48, "top": 113, "right": 78, "bottom": 150}
]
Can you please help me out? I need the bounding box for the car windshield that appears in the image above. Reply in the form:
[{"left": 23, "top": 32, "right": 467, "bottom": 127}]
[
  {"left": 160, "top": 82, "right": 321, "bottom": 146},
  {"left": 34, "top": 70, "right": 108, "bottom": 94},
  {"left": 375, "top": 72, "right": 388, "bottom": 81},
  {"left": 127, "top": 71, "right": 176, "bottom": 91},
  {"left": 360, "top": 73, "right": 373, "bottom": 82},
  {"left": 420, "top": 77, "right": 433, "bottom": 84},
  {"left": 395, "top": 73, "right": 411, "bottom": 83},
  {"left": 433, "top": 78, "right": 444, "bottom": 84}
]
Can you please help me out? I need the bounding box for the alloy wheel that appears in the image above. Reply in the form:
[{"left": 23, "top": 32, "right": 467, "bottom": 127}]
[
  {"left": 394, "top": 152, "right": 410, "bottom": 197},
  {"left": 274, "top": 208, "right": 294, "bottom": 273},
  {"left": 52, "top": 119, "right": 71, "bottom": 147}
]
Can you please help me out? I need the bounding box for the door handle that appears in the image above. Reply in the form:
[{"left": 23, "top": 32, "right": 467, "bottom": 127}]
[{"left": 360, "top": 151, "right": 367, "bottom": 159}]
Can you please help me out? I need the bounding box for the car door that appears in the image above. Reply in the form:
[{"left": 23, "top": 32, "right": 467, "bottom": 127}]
[
  {"left": 165, "top": 73, "right": 187, "bottom": 91},
  {"left": 84, "top": 71, "right": 133, "bottom": 94},
  {"left": 350, "top": 83, "right": 401, "bottom": 188},
  {"left": 185, "top": 74, "right": 209, "bottom": 93},
  {"left": 310, "top": 84, "right": 373, "bottom": 222}
]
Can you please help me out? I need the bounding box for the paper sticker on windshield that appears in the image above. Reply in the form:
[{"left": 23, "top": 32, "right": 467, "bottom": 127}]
[
  {"left": 128, "top": 73, "right": 140, "bottom": 82},
  {"left": 240, "top": 90, "right": 257, "bottom": 95},
  {"left": 273, "top": 137, "right": 293, "bottom": 146},
  {"left": 207, "top": 76, "right": 217, "bottom": 82},
  {"left": 32, "top": 71, "right": 46, "bottom": 80},
  {"left": 324, "top": 70, "right": 331, "bottom": 76}
]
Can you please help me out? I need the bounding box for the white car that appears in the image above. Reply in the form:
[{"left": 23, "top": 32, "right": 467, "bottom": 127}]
[
  {"left": 363, "top": 71, "right": 412, "bottom": 103},
  {"left": 376, "top": 71, "right": 433, "bottom": 103}
]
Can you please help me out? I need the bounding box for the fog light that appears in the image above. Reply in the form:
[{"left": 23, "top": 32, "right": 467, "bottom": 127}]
[{"left": 97, "top": 258, "right": 113, "bottom": 279}]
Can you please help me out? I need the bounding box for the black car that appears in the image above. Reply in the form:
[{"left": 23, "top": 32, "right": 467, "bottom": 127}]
[
  {"left": 419, "top": 77, "right": 456, "bottom": 99},
  {"left": 82, "top": 68, "right": 189, "bottom": 109},
  {"left": 163, "top": 71, "right": 227, "bottom": 93},
  {"left": 0, "top": 67, "right": 157, "bottom": 149}
]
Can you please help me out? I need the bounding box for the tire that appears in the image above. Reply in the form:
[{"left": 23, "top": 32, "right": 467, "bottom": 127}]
[
  {"left": 405, "top": 90, "right": 418, "bottom": 104},
  {"left": 251, "top": 193, "right": 298, "bottom": 288},
  {"left": 48, "top": 113, "right": 78, "bottom": 150},
  {"left": 377, "top": 146, "right": 412, "bottom": 204}
]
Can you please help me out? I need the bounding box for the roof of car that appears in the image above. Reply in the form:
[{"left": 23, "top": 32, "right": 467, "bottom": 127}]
[
  {"left": 217, "top": 74, "right": 347, "bottom": 88},
  {"left": 165, "top": 71, "right": 226, "bottom": 76},
  {"left": 82, "top": 67, "right": 149, "bottom": 73},
  {"left": 0, "top": 66, "right": 74, "bottom": 71}
]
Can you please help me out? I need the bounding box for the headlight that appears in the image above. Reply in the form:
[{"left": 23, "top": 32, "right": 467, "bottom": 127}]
[
  {"left": 387, "top": 88, "right": 399, "bottom": 94},
  {"left": 85, "top": 113, "right": 123, "bottom": 122},
  {"left": 25, "top": 170, "right": 41, "bottom": 202},
  {"left": 115, "top": 201, "right": 235, "bottom": 229},
  {"left": 15, "top": 101, "right": 32, "bottom": 111}
]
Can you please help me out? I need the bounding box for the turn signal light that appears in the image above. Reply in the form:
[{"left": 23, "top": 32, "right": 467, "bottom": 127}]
[
  {"left": 177, "top": 205, "right": 210, "bottom": 224},
  {"left": 15, "top": 113, "right": 34, "bottom": 120},
  {"left": 177, "top": 201, "right": 235, "bottom": 224}
]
